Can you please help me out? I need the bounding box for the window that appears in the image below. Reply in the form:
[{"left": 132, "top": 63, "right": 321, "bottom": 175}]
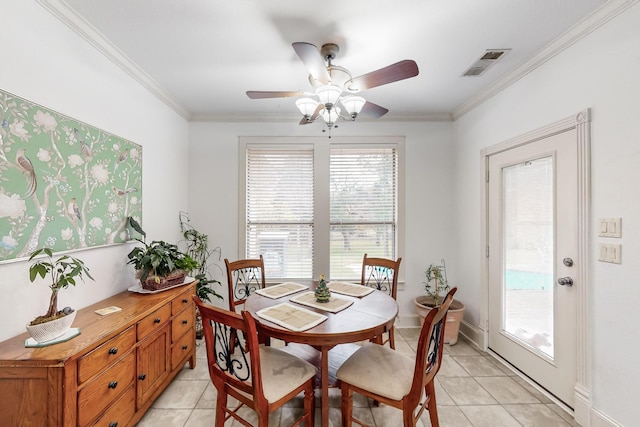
[{"left": 240, "top": 137, "right": 403, "bottom": 281}]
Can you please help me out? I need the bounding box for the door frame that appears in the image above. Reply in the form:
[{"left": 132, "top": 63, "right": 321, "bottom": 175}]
[{"left": 479, "top": 110, "right": 591, "bottom": 423}]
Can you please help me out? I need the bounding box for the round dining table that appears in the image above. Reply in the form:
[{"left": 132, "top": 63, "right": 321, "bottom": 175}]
[{"left": 244, "top": 282, "right": 398, "bottom": 427}]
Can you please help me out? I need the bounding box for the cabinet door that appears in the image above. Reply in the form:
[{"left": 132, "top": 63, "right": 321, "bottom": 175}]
[{"left": 136, "top": 323, "right": 170, "bottom": 408}]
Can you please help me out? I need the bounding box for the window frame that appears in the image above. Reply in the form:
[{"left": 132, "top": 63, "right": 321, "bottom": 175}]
[{"left": 239, "top": 136, "right": 405, "bottom": 281}]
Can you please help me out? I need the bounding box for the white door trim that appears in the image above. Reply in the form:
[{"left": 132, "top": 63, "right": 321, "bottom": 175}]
[{"left": 479, "top": 110, "right": 591, "bottom": 424}]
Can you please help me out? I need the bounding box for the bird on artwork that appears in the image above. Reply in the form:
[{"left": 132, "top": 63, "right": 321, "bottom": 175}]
[
  {"left": 114, "top": 148, "right": 129, "bottom": 172},
  {"left": 15, "top": 148, "right": 37, "bottom": 197},
  {"left": 67, "top": 197, "right": 81, "bottom": 222},
  {"left": 74, "top": 128, "right": 92, "bottom": 160},
  {"left": 112, "top": 186, "right": 138, "bottom": 196}
]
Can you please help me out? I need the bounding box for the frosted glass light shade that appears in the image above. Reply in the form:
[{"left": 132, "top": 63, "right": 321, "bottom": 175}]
[
  {"left": 321, "top": 106, "right": 341, "bottom": 125},
  {"left": 295, "top": 98, "right": 318, "bottom": 116},
  {"left": 341, "top": 96, "right": 366, "bottom": 118},
  {"left": 316, "top": 85, "right": 342, "bottom": 106}
]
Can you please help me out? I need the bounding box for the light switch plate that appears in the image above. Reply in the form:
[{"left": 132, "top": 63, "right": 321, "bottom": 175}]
[
  {"left": 598, "top": 243, "right": 622, "bottom": 264},
  {"left": 598, "top": 218, "right": 622, "bottom": 237}
]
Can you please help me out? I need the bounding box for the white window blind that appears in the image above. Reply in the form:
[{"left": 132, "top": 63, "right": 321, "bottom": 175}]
[
  {"left": 330, "top": 147, "right": 397, "bottom": 279},
  {"left": 246, "top": 146, "right": 314, "bottom": 279}
]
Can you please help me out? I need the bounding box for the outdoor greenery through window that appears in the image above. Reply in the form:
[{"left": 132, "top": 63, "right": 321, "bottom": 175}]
[
  {"left": 330, "top": 147, "right": 397, "bottom": 279},
  {"left": 242, "top": 138, "right": 402, "bottom": 280}
]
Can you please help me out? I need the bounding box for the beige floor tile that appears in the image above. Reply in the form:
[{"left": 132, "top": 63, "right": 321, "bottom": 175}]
[
  {"left": 184, "top": 409, "right": 215, "bottom": 427},
  {"left": 433, "top": 377, "right": 456, "bottom": 406},
  {"left": 454, "top": 355, "right": 508, "bottom": 376},
  {"left": 137, "top": 408, "right": 193, "bottom": 426},
  {"left": 438, "top": 377, "right": 498, "bottom": 405},
  {"left": 447, "top": 340, "right": 481, "bottom": 356},
  {"left": 439, "top": 354, "right": 471, "bottom": 377},
  {"left": 313, "top": 407, "right": 343, "bottom": 427},
  {"left": 176, "top": 360, "right": 210, "bottom": 380},
  {"left": 153, "top": 379, "right": 209, "bottom": 409},
  {"left": 458, "top": 405, "right": 521, "bottom": 427},
  {"left": 503, "top": 403, "right": 572, "bottom": 426},
  {"left": 511, "top": 375, "right": 555, "bottom": 404},
  {"left": 421, "top": 405, "right": 473, "bottom": 427},
  {"left": 397, "top": 327, "right": 422, "bottom": 341},
  {"left": 475, "top": 376, "right": 541, "bottom": 404},
  {"left": 547, "top": 403, "right": 580, "bottom": 426},
  {"left": 371, "top": 404, "right": 428, "bottom": 427},
  {"left": 195, "top": 383, "right": 216, "bottom": 409}
]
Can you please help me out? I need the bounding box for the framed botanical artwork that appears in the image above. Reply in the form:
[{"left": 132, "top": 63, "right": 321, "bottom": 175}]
[{"left": 0, "top": 89, "right": 142, "bottom": 262}]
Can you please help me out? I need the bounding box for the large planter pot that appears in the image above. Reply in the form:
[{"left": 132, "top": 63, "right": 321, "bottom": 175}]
[
  {"left": 414, "top": 295, "right": 465, "bottom": 345},
  {"left": 25, "top": 310, "right": 76, "bottom": 343}
]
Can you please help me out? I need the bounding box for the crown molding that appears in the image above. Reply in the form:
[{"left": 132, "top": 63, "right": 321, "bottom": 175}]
[
  {"left": 452, "top": 0, "right": 639, "bottom": 120},
  {"left": 189, "top": 112, "right": 453, "bottom": 123},
  {"left": 37, "top": 0, "right": 191, "bottom": 120}
]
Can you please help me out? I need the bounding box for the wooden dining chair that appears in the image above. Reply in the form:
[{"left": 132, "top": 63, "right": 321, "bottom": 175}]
[
  {"left": 337, "top": 287, "right": 457, "bottom": 427},
  {"left": 361, "top": 253, "right": 402, "bottom": 348},
  {"left": 193, "top": 296, "right": 316, "bottom": 427},
  {"left": 225, "top": 255, "right": 266, "bottom": 312}
]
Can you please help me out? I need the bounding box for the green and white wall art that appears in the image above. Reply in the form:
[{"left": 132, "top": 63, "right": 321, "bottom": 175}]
[{"left": 0, "top": 89, "right": 142, "bottom": 262}]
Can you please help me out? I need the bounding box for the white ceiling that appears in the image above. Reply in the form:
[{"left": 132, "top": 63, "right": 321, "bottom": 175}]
[{"left": 48, "top": 0, "right": 612, "bottom": 121}]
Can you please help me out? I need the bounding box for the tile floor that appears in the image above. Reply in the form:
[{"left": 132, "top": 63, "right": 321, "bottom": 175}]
[{"left": 137, "top": 328, "right": 578, "bottom": 426}]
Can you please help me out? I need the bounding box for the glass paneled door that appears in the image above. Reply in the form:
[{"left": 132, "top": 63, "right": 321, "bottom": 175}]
[{"left": 488, "top": 129, "right": 578, "bottom": 408}]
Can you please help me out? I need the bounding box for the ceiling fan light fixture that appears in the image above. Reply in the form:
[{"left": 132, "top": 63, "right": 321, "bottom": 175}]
[
  {"left": 315, "top": 84, "right": 342, "bottom": 109},
  {"left": 341, "top": 96, "right": 366, "bottom": 119},
  {"left": 295, "top": 98, "right": 319, "bottom": 116},
  {"left": 321, "top": 105, "right": 341, "bottom": 126}
]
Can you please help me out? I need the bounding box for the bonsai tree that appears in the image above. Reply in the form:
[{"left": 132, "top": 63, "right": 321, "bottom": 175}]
[
  {"left": 28, "top": 248, "right": 93, "bottom": 325},
  {"left": 179, "top": 212, "right": 222, "bottom": 303},
  {"left": 423, "top": 259, "right": 450, "bottom": 307},
  {"left": 127, "top": 217, "right": 199, "bottom": 283}
]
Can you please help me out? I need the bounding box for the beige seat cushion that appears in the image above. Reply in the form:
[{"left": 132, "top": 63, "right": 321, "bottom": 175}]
[
  {"left": 336, "top": 343, "right": 415, "bottom": 401},
  {"left": 258, "top": 345, "right": 317, "bottom": 403}
]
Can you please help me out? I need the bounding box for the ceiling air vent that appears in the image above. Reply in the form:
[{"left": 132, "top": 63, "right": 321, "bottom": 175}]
[{"left": 462, "top": 49, "right": 510, "bottom": 77}]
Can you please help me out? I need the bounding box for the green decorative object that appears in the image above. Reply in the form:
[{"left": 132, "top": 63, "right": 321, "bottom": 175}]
[
  {"left": 315, "top": 274, "right": 331, "bottom": 303},
  {"left": 0, "top": 89, "right": 142, "bottom": 262}
]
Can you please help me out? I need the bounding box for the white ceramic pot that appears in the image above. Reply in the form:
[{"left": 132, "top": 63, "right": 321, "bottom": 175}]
[{"left": 26, "top": 310, "right": 76, "bottom": 343}]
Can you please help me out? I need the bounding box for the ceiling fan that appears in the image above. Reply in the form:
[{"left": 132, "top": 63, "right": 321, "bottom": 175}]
[{"left": 246, "top": 42, "right": 419, "bottom": 131}]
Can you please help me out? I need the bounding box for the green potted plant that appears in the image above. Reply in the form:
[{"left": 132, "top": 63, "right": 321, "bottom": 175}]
[
  {"left": 27, "top": 248, "right": 94, "bottom": 342},
  {"left": 414, "top": 259, "right": 465, "bottom": 344},
  {"left": 179, "top": 212, "right": 222, "bottom": 338},
  {"left": 127, "top": 217, "right": 199, "bottom": 291}
]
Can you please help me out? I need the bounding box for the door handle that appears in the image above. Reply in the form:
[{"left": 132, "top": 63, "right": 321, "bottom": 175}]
[{"left": 557, "top": 277, "right": 573, "bottom": 287}]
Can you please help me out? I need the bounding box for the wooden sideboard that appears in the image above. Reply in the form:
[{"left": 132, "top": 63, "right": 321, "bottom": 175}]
[{"left": 0, "top": 282, "right": 197, "bottom": 427}]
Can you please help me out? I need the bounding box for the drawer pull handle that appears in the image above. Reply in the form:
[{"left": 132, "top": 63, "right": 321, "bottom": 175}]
[
  {"left": 182, "top": 298, "right": 188, "bottom": 304},
  {"left": 154, "top": 318, "right": 161, "bottom": 324},
  {"left": 109, "top": 423, "right": 118, "bottom": 427},
  {"left": 138, "top": 374, "right": 146, "bottom": 380},
  {"left": 182, "top": 320, "right": 188, "bottom": 325},
  {"left": 108, "top": 381, "right": 118, "bottom": 389},
  {"left": 182, "top": 345, "right": 188, "bottom": 350},
  {"left": 108, "top": 347, "right": 118, "bottom": 355}
]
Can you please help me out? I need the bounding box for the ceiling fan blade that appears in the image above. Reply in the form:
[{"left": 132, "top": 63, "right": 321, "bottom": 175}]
[
  {"left": 292, "top": 42, "right": 331, "bottom": 85},
  {"left": 360, "top": 101, "right": 389, "bottom": 119},
  {"left": 349, "top": 60, "right": 419, "bottom": 91},
  {"left": 299, "top": 103, "right": 324, "bottom": 125},
  {"left": 246, "top": 91, "right": 305, "bottom": 99}
]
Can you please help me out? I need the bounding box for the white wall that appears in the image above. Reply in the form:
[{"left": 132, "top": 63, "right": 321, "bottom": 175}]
[
  {"left": 453, "top": 3, "right": 640, "bottom": 425},
  {"left": 0, "top": 1, "right": 190, "bottom": 341},
  {"left": 188, "top": 120, "right": 456, "bottom": 320}
]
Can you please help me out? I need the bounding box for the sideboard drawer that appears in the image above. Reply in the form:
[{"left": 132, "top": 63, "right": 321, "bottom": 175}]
[
  {"left": 78, "top": 327, "right": 135, "bottom": 384},
  {"left": 171, "top": 287, "right": 193, "bottom": 316},
  {"left": 77, "top": 351, "right": 135, "bottom": 427},
  {"left": 171, "top": 304, "right": 194, "bottom": 342},
  {"left": 89, "top": 384, "right": 135, "bottom": 427},
  {"left": 171, "top": 329, "right": 194, "bottom": 370},
  {"left": 137, "top": 303, "right": 171, "bottom": 340}
]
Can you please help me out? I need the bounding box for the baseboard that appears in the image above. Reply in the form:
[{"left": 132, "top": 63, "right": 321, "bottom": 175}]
[{"left": 590, "top": 408, "right": 623, "bottom": 427}]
